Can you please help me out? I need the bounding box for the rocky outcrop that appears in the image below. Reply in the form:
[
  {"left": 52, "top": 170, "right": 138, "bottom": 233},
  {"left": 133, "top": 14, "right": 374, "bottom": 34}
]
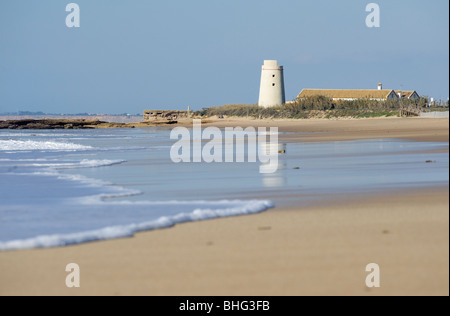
[
  {"left": 144, "top": 110, "right": 190, "bottom": 122},
  {"left": 0, "top": 119, "right": 102, "bottom": 129},
  {"left": 0, "top": 119, "right": 179, "bottom": 130}
]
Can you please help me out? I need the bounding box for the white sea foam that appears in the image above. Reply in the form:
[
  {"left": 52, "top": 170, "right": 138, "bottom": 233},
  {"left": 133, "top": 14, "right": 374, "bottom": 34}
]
[
  {"left": 26, "top": 159, "right": 126, "bottom": 169},
  {"left": 25, "top": 168, "right": 139, "bottom": 197},
  {"left": 77, "top": 159, "right": 125, "bottom": 168},
  {"left": 0, "top": 140, "right": 92, "bottom": 151},
  {"left": 0, "top": 200, "right": 273, "bottom": 251}
]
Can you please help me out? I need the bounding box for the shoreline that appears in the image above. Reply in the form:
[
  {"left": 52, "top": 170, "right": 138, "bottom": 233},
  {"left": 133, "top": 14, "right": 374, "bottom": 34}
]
[
  {"left": 0, "top": 186, "right": 448, "bottom": 296},
  {"left": 0, "top": 117, "right": 448, "bottom": 296},
  {"left": 0, "top": 116, "right": 449, "bottom": 144}
]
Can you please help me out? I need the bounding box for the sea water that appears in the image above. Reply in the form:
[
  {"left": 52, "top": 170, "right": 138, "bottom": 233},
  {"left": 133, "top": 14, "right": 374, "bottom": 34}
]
[{"left": 0, "top": 128, "right": 448, "bottom": 251}]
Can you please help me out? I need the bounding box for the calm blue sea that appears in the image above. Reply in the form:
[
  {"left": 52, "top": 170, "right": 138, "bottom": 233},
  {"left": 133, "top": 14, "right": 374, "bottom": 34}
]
[{"left": 0, "top": 128, "right": 448, "bottom": 251}]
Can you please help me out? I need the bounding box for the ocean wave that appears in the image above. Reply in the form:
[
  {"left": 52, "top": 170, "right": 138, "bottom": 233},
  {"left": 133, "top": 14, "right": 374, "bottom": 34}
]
[
  {"left": 0, "top": 128, "right": 275, "bottom": 252},
  {"left": 77, "top": 159, "right": 125, "bottom": 168},
  {"left": 0, "top": 200, "right": 273, "bottom": 251},
  {"left": 0, "top": 140, "right": 92, "bottom": 151},
  {"left": 25, "top": 159, "right": 126, "bottom": 169},
  {"left": 27, "top": 169, "right": 139, "bottom": 196}
]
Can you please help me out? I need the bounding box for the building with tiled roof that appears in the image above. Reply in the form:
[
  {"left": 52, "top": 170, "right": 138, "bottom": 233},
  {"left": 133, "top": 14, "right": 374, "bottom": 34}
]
[
  {"left": 298, "top": 89, "right": 399, "bottom": 102},
  {"left": 395, "top": 91, "right": 420, "bottom": 100}
]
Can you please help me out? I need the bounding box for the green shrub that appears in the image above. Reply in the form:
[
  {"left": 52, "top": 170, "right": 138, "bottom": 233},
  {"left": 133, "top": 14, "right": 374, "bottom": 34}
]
[{"left": 196, "top": 97, "right": 426, "bottom": 119}]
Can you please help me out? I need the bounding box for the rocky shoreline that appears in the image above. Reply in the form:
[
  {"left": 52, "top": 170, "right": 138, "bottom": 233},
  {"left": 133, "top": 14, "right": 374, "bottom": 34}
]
[{"left": 0, "top": 119, "right": 178, "bottom": 130}]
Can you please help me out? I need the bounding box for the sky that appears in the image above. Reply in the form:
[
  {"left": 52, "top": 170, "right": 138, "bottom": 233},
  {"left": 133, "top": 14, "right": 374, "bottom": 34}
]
[{"left": 0, "top": 0, "right": 448, "bottom": 114}]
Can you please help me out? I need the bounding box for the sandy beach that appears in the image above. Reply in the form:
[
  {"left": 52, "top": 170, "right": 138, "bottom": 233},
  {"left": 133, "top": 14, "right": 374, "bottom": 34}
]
[
  {"left": 0, "top": 117, "right": 448, "bottom": 296},
  {"left": 201, "top": 116, "right": 449, "bottom": 143}
]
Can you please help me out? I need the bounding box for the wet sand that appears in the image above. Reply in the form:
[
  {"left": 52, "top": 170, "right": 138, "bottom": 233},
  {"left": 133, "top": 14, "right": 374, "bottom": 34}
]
[
  {"left": 201, "top": 117, "right": 449, "bottom": 143},
  {"left": 0, "top": 117, "right": 448, "bottom": 296}
]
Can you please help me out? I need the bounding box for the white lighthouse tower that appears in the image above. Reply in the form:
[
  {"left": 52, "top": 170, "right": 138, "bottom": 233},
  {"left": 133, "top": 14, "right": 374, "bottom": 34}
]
[{"left": 258, "top": 60, "right": 286, "bottom": 108}]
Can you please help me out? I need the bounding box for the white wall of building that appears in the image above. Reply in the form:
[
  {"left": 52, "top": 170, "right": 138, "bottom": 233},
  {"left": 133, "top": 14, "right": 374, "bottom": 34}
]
[
  {"left": 420, "top": 111, "right": 449, "bottom": 118},
  {"left": 258, "top": 60, "right": 286, "bottom": 108}
]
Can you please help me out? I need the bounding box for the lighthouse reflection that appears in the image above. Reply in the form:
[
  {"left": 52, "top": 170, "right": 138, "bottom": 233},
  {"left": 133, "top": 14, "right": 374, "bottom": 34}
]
[{"left": 259, "top": 143, "right": 288, "bottom": 188}]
